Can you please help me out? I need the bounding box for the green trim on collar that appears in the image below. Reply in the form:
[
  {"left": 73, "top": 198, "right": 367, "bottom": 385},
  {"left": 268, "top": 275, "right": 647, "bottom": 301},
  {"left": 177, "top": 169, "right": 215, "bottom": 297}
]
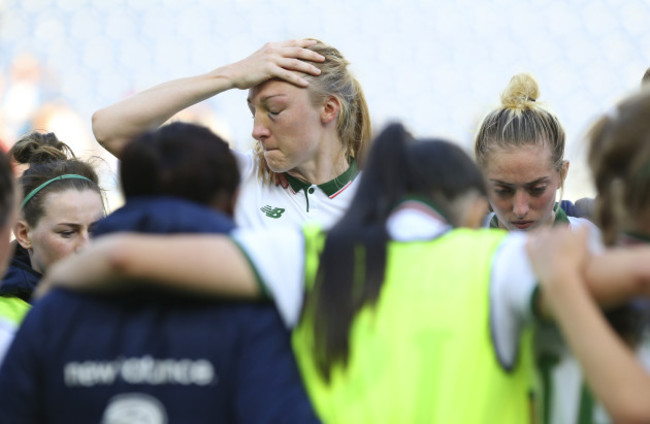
[
  {"left": 489, "top": 214, "right": 500, "bottom": 229},
  {"left": 489, "top": 202, "right": 569, "bottom": 229},
  {"left": 285, "top": 159, "right": 359, "bottom": 196},
  {"left": 286, "top": 173, "right": 311, "bottom": 194},
  {"left": 319, "top": 159, "right": 358, "bottom": 197},
  {"left": 392, "top": 195, "right": 449, "bottom": 223},
  {"left": 552, "top": 205, "right": 570, "bottom": 226}
]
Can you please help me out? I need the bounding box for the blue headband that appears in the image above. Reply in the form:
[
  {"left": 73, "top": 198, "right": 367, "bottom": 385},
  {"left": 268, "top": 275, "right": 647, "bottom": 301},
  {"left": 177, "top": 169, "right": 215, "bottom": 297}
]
[{"left": 20, "top": 174, "right": 94, "bottom": 210}]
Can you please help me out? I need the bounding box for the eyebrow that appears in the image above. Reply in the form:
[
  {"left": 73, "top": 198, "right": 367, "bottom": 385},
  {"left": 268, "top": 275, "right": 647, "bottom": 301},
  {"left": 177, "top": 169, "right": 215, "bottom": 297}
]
[
  {"left": 56, "top": 219, "right": 102, "bottom": 228},
  {"left": 54, "top": 223, "right": 81, "bottom": 229},
  {"left": 246, "top": 93, "right": 287, "bottom": 105},
  {"left": 489, "top": 176, "right": 551, "bottom": 188}
]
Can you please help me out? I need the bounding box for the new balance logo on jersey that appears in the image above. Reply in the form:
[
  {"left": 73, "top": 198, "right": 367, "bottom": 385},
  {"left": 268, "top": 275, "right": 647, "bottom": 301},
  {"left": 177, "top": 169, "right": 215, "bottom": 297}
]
[{"left": 260, "top": 205, "right": 285, "bottom": 218}]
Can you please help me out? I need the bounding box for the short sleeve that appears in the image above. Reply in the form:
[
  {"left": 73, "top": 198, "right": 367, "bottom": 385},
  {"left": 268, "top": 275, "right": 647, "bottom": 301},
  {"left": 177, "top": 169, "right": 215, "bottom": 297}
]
[
  {"left": 489, "top": 232, "right": 538, "bottom": 370},
  {"left": 568, "top": 216, "right": 603, "bottom": 254},
  {"left": 231, "top": 227, "right": 306, "bottom": 328}
]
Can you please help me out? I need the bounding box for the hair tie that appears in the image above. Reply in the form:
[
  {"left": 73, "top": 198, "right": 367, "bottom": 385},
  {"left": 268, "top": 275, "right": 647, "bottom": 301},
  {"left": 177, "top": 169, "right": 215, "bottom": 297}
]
[{"left": 21, "top": 174, "right": 94, "bottom": 210}]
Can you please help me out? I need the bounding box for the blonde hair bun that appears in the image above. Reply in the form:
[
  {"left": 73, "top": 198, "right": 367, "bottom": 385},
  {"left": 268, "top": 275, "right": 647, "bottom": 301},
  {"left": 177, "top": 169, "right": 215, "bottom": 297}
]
[{"left": 500, "top": 73, "right": 540, "bottom": 110}]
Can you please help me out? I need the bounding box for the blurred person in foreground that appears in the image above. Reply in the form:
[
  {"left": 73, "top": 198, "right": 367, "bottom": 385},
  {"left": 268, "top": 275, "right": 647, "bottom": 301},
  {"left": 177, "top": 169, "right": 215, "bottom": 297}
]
[{"left": 0, "top": 122, "right": 319, "bottom": 423}]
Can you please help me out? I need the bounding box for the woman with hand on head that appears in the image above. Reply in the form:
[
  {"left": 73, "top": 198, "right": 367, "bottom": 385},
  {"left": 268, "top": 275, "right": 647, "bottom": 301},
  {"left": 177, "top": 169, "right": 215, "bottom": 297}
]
[{"left": 92, "top": 39, "right": 371, "bottom": 230}]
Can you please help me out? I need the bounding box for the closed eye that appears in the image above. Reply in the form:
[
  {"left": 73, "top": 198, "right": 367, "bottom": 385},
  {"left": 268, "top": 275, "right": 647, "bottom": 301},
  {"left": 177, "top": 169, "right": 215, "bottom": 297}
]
[
  {"left": 493, "top": 187, "right": 513, "bottom": 197},
  {"left": 527, "top": 186, "right": 547, "bottom": 196}
]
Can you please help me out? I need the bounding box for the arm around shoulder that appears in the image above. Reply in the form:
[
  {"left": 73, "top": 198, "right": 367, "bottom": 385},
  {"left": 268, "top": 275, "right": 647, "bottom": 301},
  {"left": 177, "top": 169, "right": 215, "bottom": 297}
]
[
  {"left": 41, "top": 233, "right": 261, "bottom": 299},
  {"left": 545, "top": 269, "right": 650, "bottom": 424},
  {"left": 584, "top": 245, "right": 650, "bottom": 309},
  {"left": 527, "top": 227, "right": 650, "bottom": 423}
]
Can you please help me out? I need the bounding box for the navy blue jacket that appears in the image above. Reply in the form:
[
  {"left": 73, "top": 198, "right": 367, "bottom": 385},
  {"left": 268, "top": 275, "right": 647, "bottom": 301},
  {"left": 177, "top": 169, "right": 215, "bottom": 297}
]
[
  {"left": 0, "top": 196, "right": 319, "bottom": 423},
  {"left": 0, "top": 242, "right": 41, "bottom": 303}
]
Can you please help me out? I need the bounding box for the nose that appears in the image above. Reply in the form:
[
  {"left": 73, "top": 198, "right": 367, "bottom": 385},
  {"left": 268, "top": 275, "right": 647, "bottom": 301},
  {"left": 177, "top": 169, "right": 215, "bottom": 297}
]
[
  {"left": 74, "top": 230, "right": 91, "bottom": 253},
  {"left": 251, "top": 114, "right": 270, "bottom": 142},
  {"left": 512, "top": 190, "right": 530, "bottom": 218}
]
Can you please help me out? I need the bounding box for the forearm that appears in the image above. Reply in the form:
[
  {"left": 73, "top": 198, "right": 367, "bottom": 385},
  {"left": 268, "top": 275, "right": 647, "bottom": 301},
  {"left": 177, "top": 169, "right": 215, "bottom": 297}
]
[
  {"left": 114, "top": 234, "right": 260, "bottom": 297},
  {"left": 92, "top": 68, "right": 235, "bottom": 157},
  {"left": 548, "top": 274, "right": 650, "bottom": 423},
  {"left": 527, "top": 228, "right": 650, "bottom": 421},
  {"left": 92, "top": 39, "right": 325, "bottom": 157},
  {"left": 585, "top": 246, "right": 650, "bottom": 309},
  {"left": 43, "top": 234, "right": 261, "bottom": 299}
]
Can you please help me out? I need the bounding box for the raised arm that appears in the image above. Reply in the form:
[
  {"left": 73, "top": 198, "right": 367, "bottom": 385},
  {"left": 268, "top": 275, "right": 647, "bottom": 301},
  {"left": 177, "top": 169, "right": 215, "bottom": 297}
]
[
  {"left": 38, "top": 233, "right": 261, "bottom": 299},
  {"left": 92, "top": 39, "right": 325, "bottom": 157},
  {"left": 527, "top": 228, "right": 650, "bottom": 423}
]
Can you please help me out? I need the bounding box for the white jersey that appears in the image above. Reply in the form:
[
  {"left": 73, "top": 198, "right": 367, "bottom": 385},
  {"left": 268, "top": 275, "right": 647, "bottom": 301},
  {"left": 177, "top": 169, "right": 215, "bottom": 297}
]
[
  {"left": 233, "top": 151, "right": 359, "bottom": 231},
  {"left": 232, "top": 201, "right": 539, "bottom": 374},
  {"left": 535, "top": 228, "right": 650, "bottom": 424},
  {"left": 485, "top": 210, "right": 619, "bottom": 423}
]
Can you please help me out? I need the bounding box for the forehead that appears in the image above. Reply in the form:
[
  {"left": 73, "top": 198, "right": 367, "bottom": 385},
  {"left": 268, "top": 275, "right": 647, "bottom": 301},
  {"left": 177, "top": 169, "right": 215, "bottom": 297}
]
[
  {"left": 37, "top": 188, "right": 103, "bottom": 222},
  {"left": 484, "top": 144, "right": 556, "bottom": 181},
  {"left": 247, "top": 79, "right": 306, "bottom": 104}
]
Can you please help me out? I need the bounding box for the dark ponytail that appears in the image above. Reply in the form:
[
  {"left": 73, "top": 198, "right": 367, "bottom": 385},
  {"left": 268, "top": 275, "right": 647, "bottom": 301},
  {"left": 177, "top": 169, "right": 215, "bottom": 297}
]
[{"left": 311, "top": 123, "right": 411, "bottom": 382}]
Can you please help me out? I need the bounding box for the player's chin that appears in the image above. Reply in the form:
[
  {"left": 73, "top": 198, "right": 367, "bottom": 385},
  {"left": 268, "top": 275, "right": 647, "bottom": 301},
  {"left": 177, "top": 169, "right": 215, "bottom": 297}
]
[{"left": 264, "top": 153, "right": 291, "bottom": 173}]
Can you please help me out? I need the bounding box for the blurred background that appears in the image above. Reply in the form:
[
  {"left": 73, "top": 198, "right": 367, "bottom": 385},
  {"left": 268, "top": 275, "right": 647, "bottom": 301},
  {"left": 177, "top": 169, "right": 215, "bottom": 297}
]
[{"left": 1, "top": 0, "right": 649, "bottom": 209}]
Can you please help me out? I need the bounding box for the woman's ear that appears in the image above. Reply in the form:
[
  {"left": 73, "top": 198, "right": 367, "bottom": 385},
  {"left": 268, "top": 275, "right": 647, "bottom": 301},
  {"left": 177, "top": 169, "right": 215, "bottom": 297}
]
[
  {"left": 14, "top": 220, "right": 32, "bottom": 250},
  {"left": 454, "top": 192, "right": 489, "bottom": 229},
  {"left": 463, "top": 196, "right": 489, "bottom": 229},
  {"left": 560, "top": 160, "right": 570, "bottom": 183},
  {"left": 320, "top": 95, "right": 340, "bottom": 124}
]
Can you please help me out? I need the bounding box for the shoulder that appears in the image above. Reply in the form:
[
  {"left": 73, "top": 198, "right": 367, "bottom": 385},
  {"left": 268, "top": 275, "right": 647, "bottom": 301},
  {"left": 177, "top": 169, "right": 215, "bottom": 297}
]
[
  {"left": 231, "top": 226, "right": 306, "bottom": 328},
  {"left": 568, "top": 216, "right": 602, "bottom": 252},
  {"left": 490, "top": 231, "right": 536, "bottom": 288},
  {"left": 568, "top": 215, "right": 597, "bottom": 231},
  {"left": 28, "top": 289, "right": 81, "bottom": 317},
  {"left": 233, "top": 149, "right": 257, "bottom": 179},
  {"left": 231, "top": 302, "right": 291, "bottom": 334},
  {"left": 0, "top": 246, "right": 41, "bottom": 300}
]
